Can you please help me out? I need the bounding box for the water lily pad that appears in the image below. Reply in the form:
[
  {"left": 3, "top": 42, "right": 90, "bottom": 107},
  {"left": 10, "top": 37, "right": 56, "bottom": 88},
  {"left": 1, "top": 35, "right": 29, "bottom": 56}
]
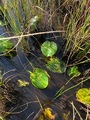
[
  {"left": 41, "top": 41, "right": 57, "bottom": 57},
  {"left": 76, "top": 88, "right": 90, "bottom": 106},
  {"left": 67, "top": 66, "right": 81, "bottom": 77},
  {"left": 46, "top": 58, "right": 66, "bottom": 73},
  {"left": 29, "top": 68, "right": 49, "bottom": 89},
  {"left": 0, "top": 36, "right": 13, "bottom": 53}
]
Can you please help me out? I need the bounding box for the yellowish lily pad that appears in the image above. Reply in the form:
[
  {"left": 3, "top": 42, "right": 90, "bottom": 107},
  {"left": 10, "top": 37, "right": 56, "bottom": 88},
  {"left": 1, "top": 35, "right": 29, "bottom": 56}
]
[{"left": 76, "top": 88, "right": 90, "bottom": 106}]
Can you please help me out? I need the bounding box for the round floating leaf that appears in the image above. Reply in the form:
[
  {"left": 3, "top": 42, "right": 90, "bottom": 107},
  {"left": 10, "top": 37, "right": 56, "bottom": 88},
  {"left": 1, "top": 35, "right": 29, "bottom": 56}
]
[
  {"left": 0, "top": 36, "right": 13, "bottom": 53},
  {"left": 29, "top": 68, "right": 49, "bottom": 89},
  {"left": 46, "top": 58, "right": 66, "bottom": 73},
  {"left": 41, "top": 41, "right": 57, "bottom": 57},
  {"left": 67, "top": 66, "right": 81, "bottom": 77},
  {"left": 76, "top": 88, "right": 90, "bottom": 106}
]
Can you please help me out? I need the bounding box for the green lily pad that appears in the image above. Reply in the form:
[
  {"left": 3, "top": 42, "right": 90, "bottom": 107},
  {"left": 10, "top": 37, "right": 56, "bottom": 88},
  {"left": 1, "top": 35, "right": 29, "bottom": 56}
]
[
  {"left": 29, "top": 68, "right": 49, "bottom": 89},
  {"left": 0, "top": 36, "right": 13, "bottom": 53},
  {"left": 67, "top": 66, "right": 81, "bottom": 77},
  {"left": 46, "top": 58, "right": 66, "bottom": 73},
  {"left": 41, "top": 41, "right": 57, "bottom": 57},
  {"left": 76, "top": 88, "right": 90, "bottom": 106}
]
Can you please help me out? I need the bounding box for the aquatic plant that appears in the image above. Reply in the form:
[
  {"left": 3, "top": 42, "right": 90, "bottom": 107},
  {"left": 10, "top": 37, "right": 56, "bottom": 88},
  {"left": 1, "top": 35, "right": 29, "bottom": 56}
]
[
  {"left": 67, "top": 66, "right": 81, "bottom": 77},
  {"left": 17, "top": 79, "right": 29, "bottom": 87},
  {"left": 29, "top": 68, "right": 49, "bottom": 89},
  {"left": 54, "top": 66, "right": 89, "bottom": 100},
  {"left": 41, "top": 41, "right": 66, "bottom": 73},
  {"left": 0, "top": 35, "right": 13, "bottom": 54},
  {"left": 46, "top": 57, "right": 66, "bottom": 73},
  {"left": 41, "top": 41, "right": 57, "bottom": 57},
  {"left": 76, "top": 88, "right": 90, "bottom": 106}
]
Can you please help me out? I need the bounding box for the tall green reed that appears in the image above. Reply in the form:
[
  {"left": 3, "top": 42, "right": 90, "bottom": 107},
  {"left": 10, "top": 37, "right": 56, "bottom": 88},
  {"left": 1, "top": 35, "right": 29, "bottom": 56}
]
[{"left": 62, "top": 0, "right": 90, "bottom": 65}]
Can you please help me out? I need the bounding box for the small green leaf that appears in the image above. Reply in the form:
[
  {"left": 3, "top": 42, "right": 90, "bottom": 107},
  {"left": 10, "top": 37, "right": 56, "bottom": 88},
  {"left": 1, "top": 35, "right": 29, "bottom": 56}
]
[
  {"left": 76, "top": 88, "right": 90, "bottom": 106},
  {"left": 41, "top": 41, "right": 57, "bottom": 57},
  {"left": 46, "top": 58, "right": 66, "bottom": 73},
  {"left": 29, "top": 68, "right": 49, "bottom": 89},
  {"left": 18, "top": 79, "right": 29, "bottom": 87},
  {"left": 0, "top": 36, "right": 13, "bottom": 53},
  {"left": 67, "top": 66, "right": 81, "bottom": 77},
  {"left": 30, "top": 15, "right": 40, "bottom": 31}
]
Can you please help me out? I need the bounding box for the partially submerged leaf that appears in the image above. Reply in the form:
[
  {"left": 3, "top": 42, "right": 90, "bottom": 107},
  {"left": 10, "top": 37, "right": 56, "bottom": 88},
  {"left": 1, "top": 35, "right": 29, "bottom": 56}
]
[
  {"left": 46, "top": 58, "right": 66, "bottom": 73},
  {"left": 18, "top": 79, "right": 29, "bottom": 87},
  {"left": 43, "top": 108, "right": 56, "bottom": 120},
  {"left": 76, "top": 88, "right": 90, "bottom": 106},
  {"left": 41, "top": 41, "right": 57, "bottom": 57},
  {"left": 33, "top": 108, "right": 56, "bottom": 120},
  {"left": 67, "top": 66, "right": 81, "bottom": 77},
  {"left": 29, "top": 68, "right": 49, "bottom": 89},
  {"left": 0, "top": 36, "right": 13, "bottom": 53}
]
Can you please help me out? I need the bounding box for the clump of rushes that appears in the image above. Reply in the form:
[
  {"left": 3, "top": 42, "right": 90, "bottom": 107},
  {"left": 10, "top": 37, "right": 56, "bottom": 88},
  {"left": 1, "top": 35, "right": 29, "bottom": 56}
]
[
  {"left": 0, "top": 0, "right": 42, "bottom": 34},
  {"left": 62, "top": 0, "right": 90, "bottom": 65},
  {"left": 0, "top": 0, "right": 41, "bottom": 54}
]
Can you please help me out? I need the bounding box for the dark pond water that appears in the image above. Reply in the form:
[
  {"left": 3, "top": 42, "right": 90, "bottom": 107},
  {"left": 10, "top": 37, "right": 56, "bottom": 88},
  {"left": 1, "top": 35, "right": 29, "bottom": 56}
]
[
  {"left": 0, "top": 28, "right": 90, "bottom": 120},
  {"left": 0, "top": 50, "right": 89, "bottom": 120}
]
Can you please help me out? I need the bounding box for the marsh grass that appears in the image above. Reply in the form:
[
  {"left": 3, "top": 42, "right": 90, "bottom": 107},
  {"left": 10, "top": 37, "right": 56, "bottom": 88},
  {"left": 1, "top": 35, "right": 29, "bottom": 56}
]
[
  {"left": 0, "top": 0, "right": 45, "bottom": 54},
  {"left": 62, "top": 0, "right": 90, "bottom": 65},
  {"left": 0, "top": 0, "right": 89, "bottom": 64},
  {"left": 71, "top": 101, "right": 90, "bottom": 120},
  {"left": 0, "top": 0, "right": 41, "bottom": 34}
]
